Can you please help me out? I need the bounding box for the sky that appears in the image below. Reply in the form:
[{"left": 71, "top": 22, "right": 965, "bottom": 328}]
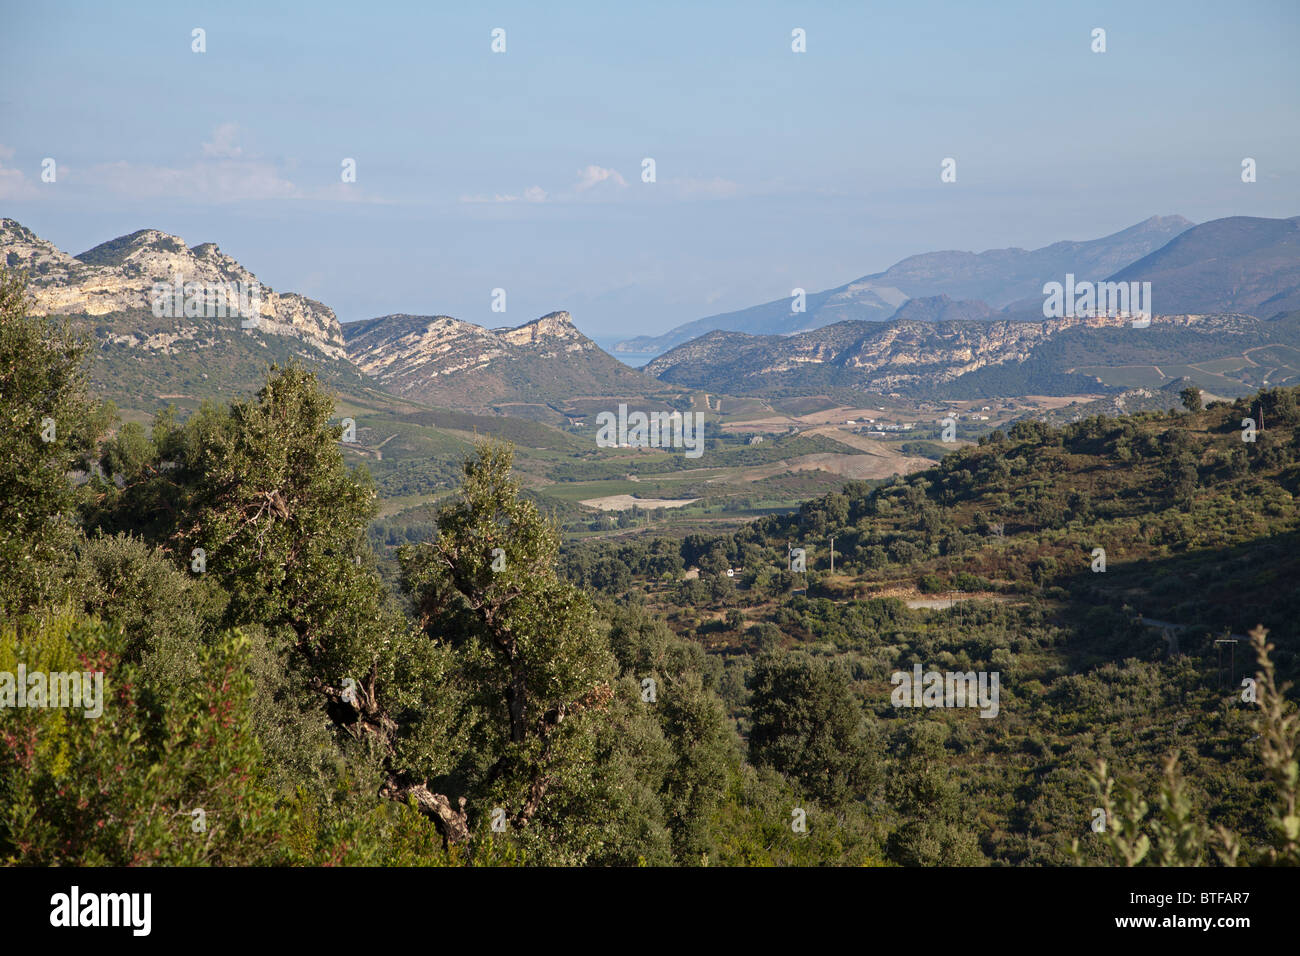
[{"left": 2, "top": 0, "right": 1298, "bottom": 343}]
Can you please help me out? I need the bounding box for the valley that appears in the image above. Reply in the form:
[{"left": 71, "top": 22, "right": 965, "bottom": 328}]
[
  {"left": 5, "top": 0, "right": 1299, "bottom": 890},
  {"left": 9, "top": 216, "right": 1282, "bottom": 544}
]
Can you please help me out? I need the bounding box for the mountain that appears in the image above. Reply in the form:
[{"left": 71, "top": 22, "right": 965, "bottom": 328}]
[
  {"left": 614, "top": 215, "right": 1194, "bottom": 355},
  {"left": 1106, "top": 215, "right": 1300, "bottom": 317},
  {"left": 0, "top": 220, "right": 679, "bottom": 423},
  {"left": 1, "top": 219, "right": 370, "bottom": 415},
  {"left": 887, "top": 294, "right": 994, "bottom": 324},
  {"left": 644, "top": 311, "right": 1297, "bottom": 399},
  {"left": 1, "top": 219, "right": 346, "bottom": 357},
  {"left": 343, "top": 310, "right": 669, "bottom": 414}
]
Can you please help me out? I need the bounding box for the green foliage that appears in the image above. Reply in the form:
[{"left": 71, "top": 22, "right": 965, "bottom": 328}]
[
  {"left": 177, "top": 367, "right": 392, "bottom": 676},
  {"left": 398, "top": 441, "right": 622, "bottom": 862},
  {"left": 4, "top": 274, "right": 1298, "bottom": 868},
  {"left": 1074, "top": 624, "right": 1300, "bottom": 871},
  {"left": 0, "top": 270, "right": 102, "bottom": 614},
  {"left": 0, "top": 610, "right": 284, "bottom": 865},
  {"left": 747, "top": 652, "right": 878, "bottom": 807},
  {"left": 884, "top": 721, "right": 984, "bottom": 866}
]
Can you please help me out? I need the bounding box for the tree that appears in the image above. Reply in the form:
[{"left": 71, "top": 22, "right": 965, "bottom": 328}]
[
  {"left": 603, "top": 603, "right": 732, "bottom": 862},
  {"left": 168, "top": 366, "right": 407, "bottom": 685},
  {"left": 1074, "top": 626, "right": 1297, "bottom": 867},
  {"left": 747, "top": 652, "right": 877, "bottom": 806},
  {"left": 1180, "top": 386, "right": 1203, "bottom": 412},
  {"left": 885, "top": 721, "right": 984, "bottom": 866},
  {"left": 103, "top": 365, "right": 463, "bottom": 845},
  {"left": 1164, "top": 453, "right": 1199, "bottom": 511},
  {"left": 399, "top": 441, "right": 617, "bottom": 860},
  {"left": 0, "top": 268, "right": 104, "bottom": 614}
]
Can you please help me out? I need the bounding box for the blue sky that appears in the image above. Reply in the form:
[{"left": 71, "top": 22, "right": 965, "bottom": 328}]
[{"left": 2, "top": 0, "right": 1297, "bottom": 340}]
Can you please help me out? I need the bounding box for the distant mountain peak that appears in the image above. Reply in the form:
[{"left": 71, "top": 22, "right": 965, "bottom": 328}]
[
  {"left": 495, "top": 310, "right": 579, "bottom": 345},
  {"left": 615, "top": 215, "right": 1195, "bottom": 356},
  {"left": 1107, "top": 215, "right": 1300, "bottom": 316},
  {"left": 76, "top": 228, "right": 191, "bottom": 266},
  {"left": 1136, "top": 214, "right": 1195, "bottom": 229}
]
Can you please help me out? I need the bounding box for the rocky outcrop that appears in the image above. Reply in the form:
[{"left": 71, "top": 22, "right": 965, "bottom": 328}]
[
  {"left": 495, "top": 310, "right": 586, "bottom": 347},
  {"left": 646, "top": 312, "right": 1265, "bottom": 395},
  {"left": 346, "top": 314, "right": 508, "bottom": 381},
  {"left": 344, "top": 310, "right": 661, "bottom": 410},
  {"left": 1, "top": 219, "right": 346, "bottom": 359}
]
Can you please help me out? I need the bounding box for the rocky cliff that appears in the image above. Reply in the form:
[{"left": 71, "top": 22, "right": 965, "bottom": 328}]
[
  {"left": 1, "top": 219, "right": 346, "bottom": 358},
  {"left": 645, "top": 312, "right": 1271, "bottom": 397},
  {"left": 343, "top": 310, "right": 662, "bottom": 410}
]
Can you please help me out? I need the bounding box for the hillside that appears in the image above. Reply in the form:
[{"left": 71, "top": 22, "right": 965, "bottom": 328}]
[
  {"left": 557, "top": 385, "right": 1300, "bottom": 864},
  {"left": 343, "top": 310, "right": 677, "bottom": 418},
  {"left": 645, "top": 311, "right": 1292, "bottom": 399},
  {"left": 1108, "top": 215, "right": 1300, "bottom": 317},
  {"left": 886, "top": 294, "right": 995, "bottom": 324},
  {"left": 615, "top": 215, "right": 1193, "bottom": 355},
  {"left": 0, "top": 219, "right": 364, "bottom": 419},
  {"left": 0, "top": 222, "right": 682, "bottom": 432},
  {"left": 1016, "top": 378, "right": 1202, "bottom": 427}
]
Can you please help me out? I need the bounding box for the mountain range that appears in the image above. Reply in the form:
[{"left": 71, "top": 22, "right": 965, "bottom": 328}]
[
  {"left": 614, "top": 215, "right": 1196, "bottom": 355},
  {"left": 4, "top": 213, "right": 1298, "bottom": 416},
  {"left": 640, "top": 215, "right": 1300, "bottom": 399},
  {"left": 0, "top": 219, "right": 672, "bottom": 421},
  {"left": 644, "top": 310, "right": 1299, "bottom": 399}
]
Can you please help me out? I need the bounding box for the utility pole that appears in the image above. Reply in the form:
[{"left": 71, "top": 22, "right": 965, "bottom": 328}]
[{"left": 1215, "top": 636, "right": 1240, "bottom": 691}]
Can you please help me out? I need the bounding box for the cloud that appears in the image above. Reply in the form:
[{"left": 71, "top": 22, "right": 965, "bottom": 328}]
[
  {"left": 201, "top": 122, "right": 244, "bottom": 159},
  {"left": 70, "top": 123, "right": 296, "bottom": 201},
  {"left": 574, "top": 165, "right": 627, "bottom": 191},
  {"left": 459, "top": 166, "right": 739, "bottom": 207},
  {"left": 459, "top": 185, "right": 547, "bottom": 204},
  {"left": 461, "top": 166, "right": 627, "bottom": 204},
  {"left": 85, "top": 157, "right": 299, "bottom": 202},
  {"left": 0, "top": 129, "right": 391, "bottom": 205},
  {"left": 308, "top": 181, "right": 398, "bottom": 204},
  {"left": 665, "top": 176, "right": 741, "bottom": 200},
  {"left": 0, "top": 151, "right": 41, "bottom": 200}
]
